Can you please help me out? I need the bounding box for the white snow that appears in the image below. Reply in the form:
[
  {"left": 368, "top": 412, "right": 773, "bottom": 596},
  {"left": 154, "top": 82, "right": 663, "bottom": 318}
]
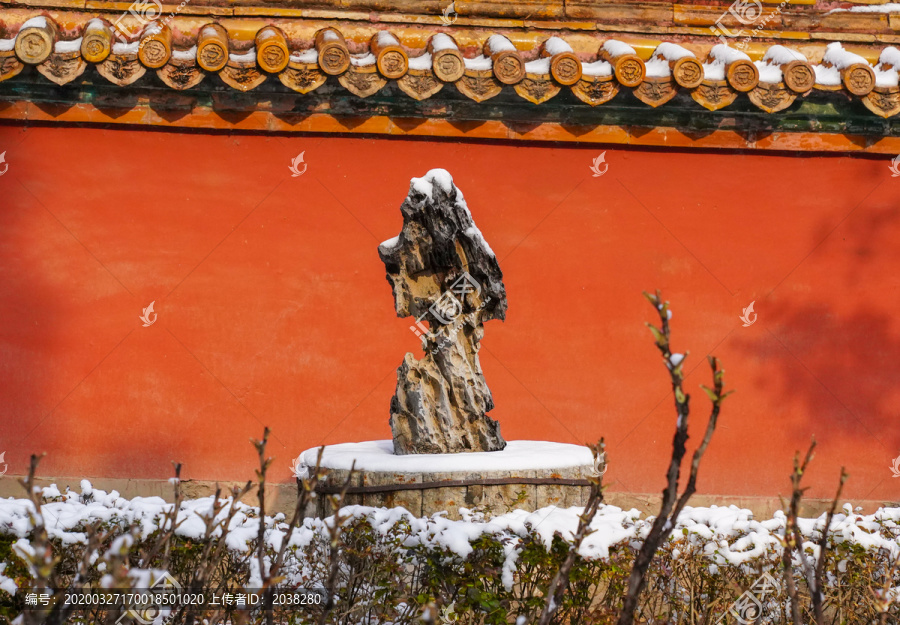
[
  {"left": 290, "top": 48, "right": 318, "bottom": 63},
  {"left": 755, "top": 60, "right": 783, "bottom": 83},
  {"left": 879, "top": 46, "right": 900, "bottom": 69},
  {"left": 703, "top": 44, "right": 751, "bottom": 81},
  {"left": 0, "top": 38, "right": 14, "bottom": 52},
  {"left": 54, "top": 38, "right": 82, "bottom": 54},
  {"left": 602, "top": 40, "right": 636, "bottom": 58},
  {"left": 763, "top": 44, "right": 807, "bottom": 65},
  {"left": 708, "top": 44, "right": 751, "bottom": 65},
  {"left": 142, "top": 22, "right": 162, "bottom": 37},
  {"left": 486, "top": 34, "right": 516, "bottom": 55},
  {"left": 229, "top": 47, "right": 256, "bottom": 64},
  {"left": 256, "top": 28, "right": 279, "bottom": 42},
  {"left": 20, "top": 16, "right": 48, "bottom": 30},
  {"left": 464, "top": 55, "right": 492, "bottom": 70},
  {"left": 112, "top": 41, "right": 139, "bottom": 55},
  {"left": 378, "top": 235, "right": 401, "bottom": 252},
  {"left": 430, "top": 33, "right": 458, "bottom": 51},
  {"left": 524, "top": 57, "right": 550, "bottom": 74},
  {"left": 408, "top": 168, "right": 456, "bottom": 203},
  {"left": 814, "top": 64, "right": 841, "bottom": 86},
  {"left": 543, "top": 36, "right": 572, "bottom": 56},
  {"left": 465, "top": 225, "right": 496, "bottom": 257},
  {"left": 822, "top": 42, "right": 870, "bottom": 70},
  {"left": 350, "top": 52, "right": 376, "bottom": 67},
  {"left": 644, "top": 43, "right": 694, "bottom": 78},
  {"left": 874, "top": 46, "right": 900, "bottom": 87},
  {"left": 874, "top": 67, "right": 898, "bottom": 88},
  {"left": 85, "top": 18, "right": 108, "bottom": 31},
  {"left": 829, "top": 2, "right": 900, "bottom": 12},
  {"left": 1, "top": 483, "right": 899, "bottom": 600},
  {"left": 581, "top": 59, "right": 612, "bottom": 77},
  {"left": 653, "top": 42, "right": 695, "bottom": 62},
  {"left": 298, "top": 440, "right": 593, "bottom": 474},
  {"left": 703, "top": 63, "right": 725, "bottom": 81},
  {"left": 408, "top": 52, "right": 432, "bottom": 71},
  {"left": 171, "top": 45, "right": 197, "bottom": 61},
  {"left": 644, "top": 58, "right": 671, "bottom": 78},
  {"left": 321, "top": 29, "right": 339, "bottom": 42},
  {"left": 0, "top": 563, "right": 15, "bottom": 596},
  {"left": 375, "top": 31, "right": 400, "bottom": 48}
]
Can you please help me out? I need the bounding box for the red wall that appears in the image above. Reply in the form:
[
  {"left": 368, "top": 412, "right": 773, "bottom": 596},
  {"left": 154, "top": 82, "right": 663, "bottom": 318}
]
[{"left": 1, "top": 124, "right": 898, "bottom": 503}]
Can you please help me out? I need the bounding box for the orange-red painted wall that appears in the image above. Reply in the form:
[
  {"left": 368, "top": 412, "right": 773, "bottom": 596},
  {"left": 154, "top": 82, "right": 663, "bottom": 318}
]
[{"left": 1, "top": 124, "right": 898, "bottom": 503}]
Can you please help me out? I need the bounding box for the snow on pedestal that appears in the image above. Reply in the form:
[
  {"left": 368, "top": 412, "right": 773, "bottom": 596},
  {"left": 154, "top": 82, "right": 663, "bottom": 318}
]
[{"left": 296, "top": 441, "right": 595, "bottom": 519}]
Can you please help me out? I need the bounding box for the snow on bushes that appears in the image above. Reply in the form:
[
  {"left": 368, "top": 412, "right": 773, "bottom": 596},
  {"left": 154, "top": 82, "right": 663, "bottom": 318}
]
[{"left": 1, "top": 482, "right": 898, "bottom": 623}]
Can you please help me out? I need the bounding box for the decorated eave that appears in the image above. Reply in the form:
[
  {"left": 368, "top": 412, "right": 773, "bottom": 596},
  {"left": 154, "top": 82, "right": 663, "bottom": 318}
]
[{"left": 0, "top": 1, "right": 899, "bottom": 151}]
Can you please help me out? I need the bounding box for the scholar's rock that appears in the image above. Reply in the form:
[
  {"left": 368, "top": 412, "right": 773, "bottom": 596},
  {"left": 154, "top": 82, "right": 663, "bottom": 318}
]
[{"left": 378, "top": 169, "right": 507, "bottom": 455}]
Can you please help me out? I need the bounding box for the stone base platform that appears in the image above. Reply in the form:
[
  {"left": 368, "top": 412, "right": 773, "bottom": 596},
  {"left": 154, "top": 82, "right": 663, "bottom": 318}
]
[{"left": 297, "top": 440, "right": 594, "bottom": 519}]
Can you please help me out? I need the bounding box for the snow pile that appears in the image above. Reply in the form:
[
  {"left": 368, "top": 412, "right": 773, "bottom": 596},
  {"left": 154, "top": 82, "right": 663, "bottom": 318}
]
[
  {"left": 430, "top": 33, "right": 457, "bottom": 51},
  {"left": 703, "top": 44, "right": 751, "bottom": 81},
  {"left": 290, "top": 48, "right": 318, "bottom": 64},
  {"left": 19, "top": 16, "right": 48, "bottom": 31},
  {"left": 822, "top": 42, "right": 870, "bottom": 70},
  {"left": 752, "top": 46, "right": 807, "bottom": 84},
  {"left": 486, "top": 35, "right": 516, "bottom": 55},
  {"left": 1, "top": 481, "right": 899, "bottom": 608},
  {"left": 813, "top": 43, "right": 873, "bottom": 86},
  {"left": 524, "top": 58, "right": 550, "bottom": 74},
  {"left": 171, "top": 46, "right": 197, "bottom": 62},
  {"left": 408, "top": 52, "right": 432, "bottom": 71},
  {"left": 645, "top": 43, "right": 695, "bottom": 79},
  {"left": 375, "top": 31, "right": 400, "bottom": 48},
  {"left": 829, "top": 2, "right": 900, "bottom": 12},
  {"left": 601, "top": 40, "right": 636, "bottom": 58},
  {"left": 543, "top": 36, "right": 572, "bottom": 56},
  {"left": 229, "top": 47, "right": 256, "bottom": 64},
  {"left": 295, "top": 440, "right": 593, "bottom": 476},
  {"left": 463, "top": 55, "right": 492, "bottom": 71},
  {"left": 350, "top": 52, "right": 376, "bottom": 67},
  {"left": 874, "top": 47, "right": 900, "bottom": 88},
  {"left": 54, "top": 38, "right": 83, "bottom": 54},
  {"left": 581, "top": 59, "right": 612, "bottom": 77},
  {"left": 112, "top": 41, "right": 140, "bottom": 55}
]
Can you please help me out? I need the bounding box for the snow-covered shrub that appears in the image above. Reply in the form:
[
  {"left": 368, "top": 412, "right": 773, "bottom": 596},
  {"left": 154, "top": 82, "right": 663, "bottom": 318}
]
[{"left": 1, "top": 483, "right": 898, "bottom": 624}]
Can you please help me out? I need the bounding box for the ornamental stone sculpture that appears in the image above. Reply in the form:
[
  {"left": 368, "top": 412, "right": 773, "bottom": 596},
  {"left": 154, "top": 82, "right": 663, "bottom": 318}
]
[{"left": 378, "top": 169, "right": 507, "bottom": 455}]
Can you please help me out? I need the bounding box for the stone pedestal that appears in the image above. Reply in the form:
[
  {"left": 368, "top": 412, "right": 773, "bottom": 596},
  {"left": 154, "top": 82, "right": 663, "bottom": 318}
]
[{"left": 297, "top": 440, "right": 594, "bottom": 520}]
